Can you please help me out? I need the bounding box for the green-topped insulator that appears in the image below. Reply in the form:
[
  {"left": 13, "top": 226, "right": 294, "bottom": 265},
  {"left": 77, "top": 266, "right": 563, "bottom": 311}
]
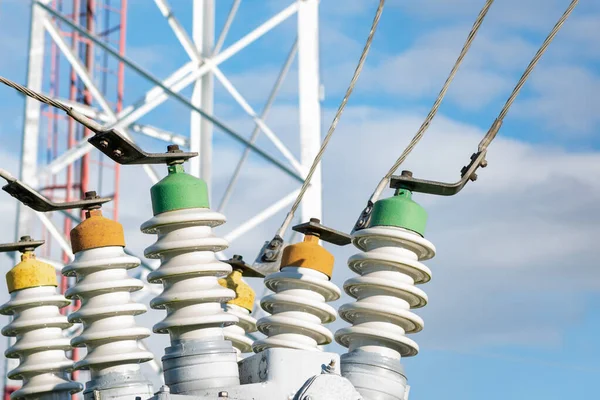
[
  {"left": 369, "top": 188, "right": 428, "bottom": 236},
  {"left": 151, "top": 164, "right": 209, "bottom": 215}
]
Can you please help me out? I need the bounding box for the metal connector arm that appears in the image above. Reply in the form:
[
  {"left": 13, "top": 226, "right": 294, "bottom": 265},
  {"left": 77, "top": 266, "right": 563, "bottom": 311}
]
[
  {"left": 0, "top": 169, "right": 111, "bottom": 211},
  {"left": 389, "top": 118, "right": 500, "bottom": 195},
  {"left": 68, "top": 109, "right": 197, "bottom": 165}
]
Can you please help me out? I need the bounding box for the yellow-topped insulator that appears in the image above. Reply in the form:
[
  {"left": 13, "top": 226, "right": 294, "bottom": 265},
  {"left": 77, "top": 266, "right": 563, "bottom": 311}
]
[
  {"left": 219, "top": 269, "right": 255, "bottom": 312},
  {"left": 6, "top": 251, "right": 57, "bottom": 293},
  {"left": 70, "top": 209, "right": 126, "bottom": 254},
  {"left": 280, "top": 234, "right": 335, "bottom": 279}
]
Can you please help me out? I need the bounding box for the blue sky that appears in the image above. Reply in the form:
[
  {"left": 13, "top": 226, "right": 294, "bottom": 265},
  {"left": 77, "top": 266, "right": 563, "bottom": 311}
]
[{"left": 1, "top": 1, "right": 600, "bottom": 399}]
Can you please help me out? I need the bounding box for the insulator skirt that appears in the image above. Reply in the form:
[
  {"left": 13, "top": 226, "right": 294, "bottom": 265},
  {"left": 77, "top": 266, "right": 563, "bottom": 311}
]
[
  {"left": 335, "top": 226, "right": 435, "bottom": 360},
  {"left": 254, "top": 266, "right": 341, "bottom": 352},
  {"left": 0, "top": 286, "right": 82, "bottom": 400},
  {"left": 141, "top": 208, "right": 237, "bottom": 342},
  {"left": 63, "top": 246, "right": 153, "bottom": 374}
]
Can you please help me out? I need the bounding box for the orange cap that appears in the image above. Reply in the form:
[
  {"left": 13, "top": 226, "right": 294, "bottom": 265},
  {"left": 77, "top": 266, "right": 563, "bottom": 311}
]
[
  {"left": 70, "top": 209, "right": 126, "bottom": 253},
  {"left": 280, "top": 234, "right": 334, "bottom": 278}
]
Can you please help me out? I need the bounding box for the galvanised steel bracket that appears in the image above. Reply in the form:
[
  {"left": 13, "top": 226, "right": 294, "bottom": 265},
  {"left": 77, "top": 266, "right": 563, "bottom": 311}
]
[
  {"left": 68, "top": 108, "right": 197, "bottom": 165},
  {"left": 0, "top": 169, "right": 111, "bottom": 211},
  {"left": 390, "top": 151, "right": 488, "bottom": 196},
  {"left": 0, "top": 236, "right": 44, "bottom": 254}
]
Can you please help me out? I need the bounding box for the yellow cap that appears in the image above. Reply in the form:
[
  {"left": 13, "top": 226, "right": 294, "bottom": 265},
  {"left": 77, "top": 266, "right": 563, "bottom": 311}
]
[
  {"left": 70, "top": 209, "right": 126, "bottom": 253},
  {"left": 6, "top": 252, "right": 57, "bottom": 293},
  {"left": 280, "top": 234, "right": 334, "bottom": 278},
  {"left": 218, "top": 269, "right": 255, "bottom": 312}
]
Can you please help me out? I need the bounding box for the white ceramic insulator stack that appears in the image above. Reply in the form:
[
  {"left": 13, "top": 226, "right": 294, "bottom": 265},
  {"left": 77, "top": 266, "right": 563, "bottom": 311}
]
[
  {"left": 253, "top": 267, "right": 341, "bottom": 352},
  {"left": 141, "top": 208, "right": 237, "bottom": 342},
  {"left": 63, "top": 246, "right": 154, "bottom": 374},
  {"left": 0, "top": 286, "right": 82, "bottom": 400},
  {"left": 335, "top": 226, "right": 435, "bottom": 360},
  {"left": 222, "top": 304, "right": 257, "bottom": 359}
]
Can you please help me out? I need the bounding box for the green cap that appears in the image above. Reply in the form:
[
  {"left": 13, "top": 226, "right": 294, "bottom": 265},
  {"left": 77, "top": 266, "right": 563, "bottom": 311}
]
[
  {"left": 369, "top": 189, "right": 427, "bottom": 236},
  {"left": 151, "top": 164, "right": 209, "bottom": 215}
]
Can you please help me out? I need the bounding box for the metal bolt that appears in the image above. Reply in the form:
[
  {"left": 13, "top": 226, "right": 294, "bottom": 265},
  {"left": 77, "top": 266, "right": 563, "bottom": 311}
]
[
  {"left": 218, "top": 391, "right": 228, "bottom": 398},
  {"left": 470, "top": 173, "right": 478, "bottom": 182},
  {"left": 19, "top": 236, "right": 31, "bottom": 242},
  {"left": 99, "top": 139, "right": 108, "bottom": 148},
  {"left": 480, "top": 159, "right": 488, "bottom": 168},
  {"left": 84, "top": 191, "right": 97, "bottom": 199},
  {"left": 310, "top": 217, "right": 321, "bottom": 224},
  {"left": 324, "top": 358, "right": 336, "bottom": 373},
  {"left": 159, "top": 385, "right": 170, "bottom": 393},
  {"left": 401, "top": 170, "right": 413, "bottom": 178},
  {"left": 233, "top": 254, "right": 243, "bottom": 261},
  {"left": 167, "top": 144, "right": 181, "bottom": 152},
  {"left": 113, "top": 149, "right": 123, "bottom": 158}
]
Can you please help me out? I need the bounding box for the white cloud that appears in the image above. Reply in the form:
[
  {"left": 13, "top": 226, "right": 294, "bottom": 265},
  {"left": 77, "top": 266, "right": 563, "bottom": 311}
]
[{"left": 515, "top": 65, "right": 600, "bottom": 135}]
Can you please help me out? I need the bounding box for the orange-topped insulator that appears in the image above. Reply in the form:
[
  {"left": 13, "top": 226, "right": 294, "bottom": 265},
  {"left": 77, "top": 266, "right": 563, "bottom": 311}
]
[
  {"left": 70, "top": 208, "right": 126, "bottom": 253},
  {"left": 280, "top": 233, "right": 335, "bottom": 279},
  {"left": 253, "top": 219, "right": 351, "bottom": 352}
]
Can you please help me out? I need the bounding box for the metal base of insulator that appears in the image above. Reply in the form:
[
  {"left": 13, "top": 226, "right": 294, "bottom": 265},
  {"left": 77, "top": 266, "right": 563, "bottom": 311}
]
[
  {"left": 82, "top": 369, "right": 153, "bottom": 400},
  {"left": 162, "top": 339, "right": 240, "bottom": 395},
  {"left": 149, "top": 348, "right": 354, "bottom": 400},
  {"left": 340, "top": 351, "right": 409, "bottom": 400}
]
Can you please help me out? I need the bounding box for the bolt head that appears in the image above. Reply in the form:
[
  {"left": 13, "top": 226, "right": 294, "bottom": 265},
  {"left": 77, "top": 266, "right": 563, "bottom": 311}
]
[
  {"left": 218, "top": 391, "right": 228, "bottom": 398},
  {"left": 470, "top": 173, "right": 478, "bottom": 182},
  {"left": 159, "top": 385, "right": 170, "bottom": 393},
  {"left": 99, "top": 139, "right": 108, "bottom": 148},
  {"left": 401, "top": 170, "right": 413, "bottom": 178},
  {"left": 480, "top": 159, "right": 488, "bottom": 168},
  {"left": 113, "top": 149, "right": 123, "bottom": 157},
  {"left": 84, "top": 191, "right": 97, "bottom": 199},
  {"left": 167, "top": 144, "right": 181, "bottom": 152},
  {"left": 19, "top": 235, "right": 31, "bottom": 242}
]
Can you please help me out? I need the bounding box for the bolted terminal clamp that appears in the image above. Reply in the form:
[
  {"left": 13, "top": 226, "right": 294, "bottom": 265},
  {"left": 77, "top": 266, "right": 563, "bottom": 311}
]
[
  {"left": 253, "top": 219, "right": 351, "bottom": 276},
  {"left": 223, "top": 254, "right": 265, "bottom": 278},
  {"left": 67, "top": 108, "right": 197, "bottom": 165},
  {"left": 293, "top": 218, "right": 352, "bottom": 246},
  {"left": 389, "top": 152, "right": 488, "bottom": 196},
  {"left": 389, "top": 118, "right": 499, "bottom": 196},
  {"left": 353, "top": 118, "right": 500, "bottom": 232},
  {"left": 0, "top": 236, "right": 44, "bottom": 254},
  {"left": 252, "top": 236, "right": 286, "bottom": 277},
  {"left": 0, "top": 169, "right": 111, "bottom": 211}
]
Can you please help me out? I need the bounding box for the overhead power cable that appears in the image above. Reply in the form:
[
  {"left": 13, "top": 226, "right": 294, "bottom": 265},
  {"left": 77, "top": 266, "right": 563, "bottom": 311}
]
[
  {"left": 367, "top": 0, "right": 495, "bottom": 206},
  {"left": 354, "top": 0, "right": 579, "bottom": 230},
  {"left": 0, "top": 76, "right": 71, "bottom": 113},
  {"left": 274, "top": 0, "right": 386, "bottom": 239},
  {"left": 0, "top": 76, "right": 303, "bottom": 183}
]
